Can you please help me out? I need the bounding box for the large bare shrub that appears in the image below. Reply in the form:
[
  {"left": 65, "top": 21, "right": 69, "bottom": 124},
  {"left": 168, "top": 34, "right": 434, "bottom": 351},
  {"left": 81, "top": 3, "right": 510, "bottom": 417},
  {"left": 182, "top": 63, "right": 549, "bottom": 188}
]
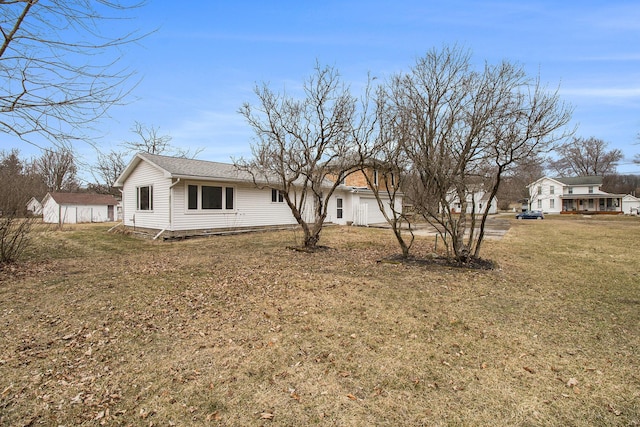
[{"left": 0, "top": 215, "right": 34, "bottom": 265}]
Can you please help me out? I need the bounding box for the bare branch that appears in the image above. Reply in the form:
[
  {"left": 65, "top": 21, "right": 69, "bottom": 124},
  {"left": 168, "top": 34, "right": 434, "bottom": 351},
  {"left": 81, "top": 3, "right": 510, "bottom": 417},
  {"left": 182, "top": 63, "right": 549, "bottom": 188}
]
[{"left": 0, "top": 0, "right": 150, "bottom": 146}]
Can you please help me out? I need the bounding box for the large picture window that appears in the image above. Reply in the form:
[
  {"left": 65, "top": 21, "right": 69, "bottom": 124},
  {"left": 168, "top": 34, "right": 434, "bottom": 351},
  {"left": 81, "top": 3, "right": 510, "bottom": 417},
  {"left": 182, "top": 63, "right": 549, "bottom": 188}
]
[
  {"left": 187, "top": 184, "right": 234, "bottom": 211},
  {"left": 137, "top": 185, "right": 153, "bottom": 211},
  {"left": 202, "top": 186, "right": 223, "bottom": 209}
]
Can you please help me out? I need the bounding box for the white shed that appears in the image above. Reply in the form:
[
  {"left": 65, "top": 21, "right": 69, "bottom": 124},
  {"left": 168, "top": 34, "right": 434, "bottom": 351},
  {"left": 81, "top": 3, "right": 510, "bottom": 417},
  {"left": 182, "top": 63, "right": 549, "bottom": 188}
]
[
  {"left": 26, "top": 197, "right": 43, "bottom": 216},
  {"left": 622, "top": 194, "right": 640, "bottom": 215},
  {"left": 42, "top": 192, "right": 120, "bottom": 225}
]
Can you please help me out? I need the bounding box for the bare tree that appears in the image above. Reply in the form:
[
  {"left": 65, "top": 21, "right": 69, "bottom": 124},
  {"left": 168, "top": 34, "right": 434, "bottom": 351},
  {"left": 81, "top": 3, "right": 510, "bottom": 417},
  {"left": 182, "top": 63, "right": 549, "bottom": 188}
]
[
  {"left": 495, "top": 154, "right": 545, "bottom": 209},
  {"left": 0, "top": 149, "right": 29, "bottom": 215},
  {"left": 355, "top": 86, "right": 415, "bottom": 258},
  {"left": 92, "top": 149, "right": 127, "bottom": 195},
  {"left": 121, "top": 122, "right": 173, "bottom": 155},
  {"left": 0, "top": 149, "right": 46, "bottom": 215},
  {"left": 0, "top": 0, "right": 146, "bottom": 146},
  {"left": 602, "top": 174, "right": 640, "bottom": 196},
  {"left": 35, "top": 147, "right": 78, "bottom": 192},
  {"left": 120, "top": 121, "right": 202, "bottom": 158},
  {"left": 472, "top": 75, "right": 573, "bottom": 258},
  {"left": 0, "top": 150, "right": 44, "bottom": 264},
  {"left": 236, "top": 64, "right": 361, "bottom": 249},
  {"left": 549, "top": 137, "right": 622, "bottom": 176},
  {"left": 386, "top": 46, "right": 572, "bottom": 263}
]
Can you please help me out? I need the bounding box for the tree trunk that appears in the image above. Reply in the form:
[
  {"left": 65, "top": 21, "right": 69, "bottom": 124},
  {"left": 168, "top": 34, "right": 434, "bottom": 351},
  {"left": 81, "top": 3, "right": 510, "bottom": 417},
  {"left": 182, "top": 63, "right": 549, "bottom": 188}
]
[{"left": 473, "top": 170, "right": 503, "bottom": 258}]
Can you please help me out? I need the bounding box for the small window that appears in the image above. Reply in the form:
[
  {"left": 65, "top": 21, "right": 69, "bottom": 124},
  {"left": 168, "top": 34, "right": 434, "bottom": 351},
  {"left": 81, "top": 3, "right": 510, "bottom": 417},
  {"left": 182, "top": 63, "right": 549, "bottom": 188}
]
[
  {"left": 373, "top": 169, "right": 379, "bottom": 186},
  {"left": 225, "top": 187, "right": 234, "bottom": 210},
  {"left": 271, "top": 189, "right": 284, "bottom": 203},
  {"left": 390, "top": 172, "right": 396, "bottom": 187},
  {"left": 550, "top": 185, "right": 555, "bottom": 195},
  {"left": 137, "top": 185, "right": 153, "bottom": 211},
  {"left": 188, "top": 185, "right": 198, "bottom": 210},
  {"left": 337, "top": 197, "right": 343, "bottom": 219},
  {"left": 550, "top": 199, "right": 555, "bottom": 209},
  {"left": 568, "top": 187, "right": 573, "bottom": 194},
  {"left": 537, "top": 185, "right": 542, "bottom": 195},
  {"left": 537, "top": 199, "right": 542, "bottom": 209},
  {"left": 588, "top": 186, "right": 594, "bottom": 194}
]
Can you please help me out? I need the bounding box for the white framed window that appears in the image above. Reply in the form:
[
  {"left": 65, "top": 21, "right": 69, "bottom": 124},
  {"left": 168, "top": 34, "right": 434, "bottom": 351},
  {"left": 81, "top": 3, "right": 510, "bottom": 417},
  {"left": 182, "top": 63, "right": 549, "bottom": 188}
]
[
  {"left": 568, "top": 187, "right": 573, "bottom": 194},
  {"left": 336, "top": 197, "right": 343, "bottom": 219},
  {"left": 550, "top": 185, "right": 555, "bottom": 195},
  {"left": 588, "top": 186, "right": 594, "bottom": 194},
  {"left": 537, "top": 199, "right": 542, "bottom": 209},
  {"left": 271, "top": 189, "right": 284, "bottom": 203},
  {"left": 550, "top": 199, "right": 555, "bottom": 209},
  {"left": 187, "top": 184, "right": 234, "bottom": 211},
  {"left": 137, "top": 185, "right": 153, "bottom": 211},
  {"left": 537, "top": 185, "right": 542, "bottom": 195}
]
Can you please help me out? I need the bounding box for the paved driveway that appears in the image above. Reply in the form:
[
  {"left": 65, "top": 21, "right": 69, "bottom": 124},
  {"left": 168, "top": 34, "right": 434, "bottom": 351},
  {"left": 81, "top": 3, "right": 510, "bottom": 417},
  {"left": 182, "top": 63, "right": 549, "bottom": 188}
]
[{"left": 374, "top": 215, "right": 512, "bottom": 241}]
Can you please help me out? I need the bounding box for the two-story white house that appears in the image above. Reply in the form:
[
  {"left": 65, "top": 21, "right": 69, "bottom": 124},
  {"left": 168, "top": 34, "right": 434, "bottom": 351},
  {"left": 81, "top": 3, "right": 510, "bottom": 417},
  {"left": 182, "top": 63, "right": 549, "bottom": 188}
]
[
  {"left": 526, "top": 176, "right": 625, "bottom": 215},
  {"left": 447, "top": 190, "right": 498, "bottom": 215}
]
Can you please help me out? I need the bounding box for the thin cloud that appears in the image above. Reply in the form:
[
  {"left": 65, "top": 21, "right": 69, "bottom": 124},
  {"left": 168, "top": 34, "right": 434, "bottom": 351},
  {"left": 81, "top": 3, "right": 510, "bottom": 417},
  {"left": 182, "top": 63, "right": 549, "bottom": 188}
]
[{"left": 561, "top": 87, "right": 640, "bottom": 98}]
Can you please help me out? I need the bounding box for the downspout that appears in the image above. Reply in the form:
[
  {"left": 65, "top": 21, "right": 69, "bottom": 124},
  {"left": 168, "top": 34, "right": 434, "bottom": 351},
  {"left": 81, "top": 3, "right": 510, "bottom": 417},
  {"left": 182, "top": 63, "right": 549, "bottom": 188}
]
[
  {"left": 153, "top": 178, "right": 181, "bottom": 240},
  {"left": 119, "top": 188, "right": 125, "bottom": 228},
  {"left": 168, "top": 177, "right": 181, "bottom": 231}
]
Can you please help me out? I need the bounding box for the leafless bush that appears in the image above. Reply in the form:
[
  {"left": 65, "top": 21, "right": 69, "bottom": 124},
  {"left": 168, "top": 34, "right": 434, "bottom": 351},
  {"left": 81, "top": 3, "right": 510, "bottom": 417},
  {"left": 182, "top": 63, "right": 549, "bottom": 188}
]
[{"left": 0, "top": 215, "right": 34, "bottom": 265}]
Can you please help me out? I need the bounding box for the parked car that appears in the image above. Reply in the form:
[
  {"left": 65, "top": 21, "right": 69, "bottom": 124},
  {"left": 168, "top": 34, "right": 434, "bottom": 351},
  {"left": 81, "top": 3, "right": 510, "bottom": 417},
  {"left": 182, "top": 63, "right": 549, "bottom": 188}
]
[{"left": 516, "top": 210, "right": 544, "bottom": 220}]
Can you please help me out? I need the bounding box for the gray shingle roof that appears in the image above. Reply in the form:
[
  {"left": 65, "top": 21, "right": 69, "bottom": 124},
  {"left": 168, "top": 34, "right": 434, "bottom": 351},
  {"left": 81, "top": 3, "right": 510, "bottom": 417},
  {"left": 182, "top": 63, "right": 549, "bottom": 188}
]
[
  {"left": 116, "top": 152, "right": 338, "bottom": 188},
  {"left": 49, "top": 192, "right": 119, "bottom": 205},
  {"left": 554, "top": 176, "right": 603, "bottom": 186},
  {"left": 139, "top": 152, "right": 254, "bottom": 181}
]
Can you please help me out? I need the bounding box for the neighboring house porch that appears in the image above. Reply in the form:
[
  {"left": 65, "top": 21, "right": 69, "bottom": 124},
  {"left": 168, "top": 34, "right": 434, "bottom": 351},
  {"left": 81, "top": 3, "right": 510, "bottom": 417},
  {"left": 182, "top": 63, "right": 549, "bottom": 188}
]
[{"left": 559, "top": 194, "right": 623, "bottom": 214}]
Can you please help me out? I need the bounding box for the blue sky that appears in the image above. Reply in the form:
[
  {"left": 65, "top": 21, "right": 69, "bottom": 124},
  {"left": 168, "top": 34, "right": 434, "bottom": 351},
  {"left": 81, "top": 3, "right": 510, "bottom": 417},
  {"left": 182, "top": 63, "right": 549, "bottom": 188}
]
[{"left": 7, "top": 0, "right": 640, "bottom": 177}]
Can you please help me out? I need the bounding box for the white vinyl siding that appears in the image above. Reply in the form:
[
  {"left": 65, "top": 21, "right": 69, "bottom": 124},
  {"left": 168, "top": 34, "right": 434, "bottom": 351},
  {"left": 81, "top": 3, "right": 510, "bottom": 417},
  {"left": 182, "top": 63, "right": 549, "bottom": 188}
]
[
  {"left": 171, "top": 182, "right": 298, "bottom": 231},
  {"left": 121, "top": 161, "right": 170, "bottom": 230}
]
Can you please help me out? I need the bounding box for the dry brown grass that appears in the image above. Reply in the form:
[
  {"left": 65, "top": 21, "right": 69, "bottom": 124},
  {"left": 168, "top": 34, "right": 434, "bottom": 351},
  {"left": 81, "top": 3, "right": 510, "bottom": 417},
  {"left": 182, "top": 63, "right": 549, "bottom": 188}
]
[{"left": 1, "top": 216, "right": 639, "bottom": 426}]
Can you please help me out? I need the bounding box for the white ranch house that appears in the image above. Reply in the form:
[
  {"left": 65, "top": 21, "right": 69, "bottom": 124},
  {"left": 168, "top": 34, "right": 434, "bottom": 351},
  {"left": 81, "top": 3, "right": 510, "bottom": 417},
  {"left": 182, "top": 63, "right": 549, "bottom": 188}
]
[
  {"left": 114, "top": 153, "right": 402, "bottom": 239},
  {"left": 42, "top": 192, "right": 120, "bottom": 225},
  {"left": 526, "top": 176, "right": 633, "bottom": 215}
]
